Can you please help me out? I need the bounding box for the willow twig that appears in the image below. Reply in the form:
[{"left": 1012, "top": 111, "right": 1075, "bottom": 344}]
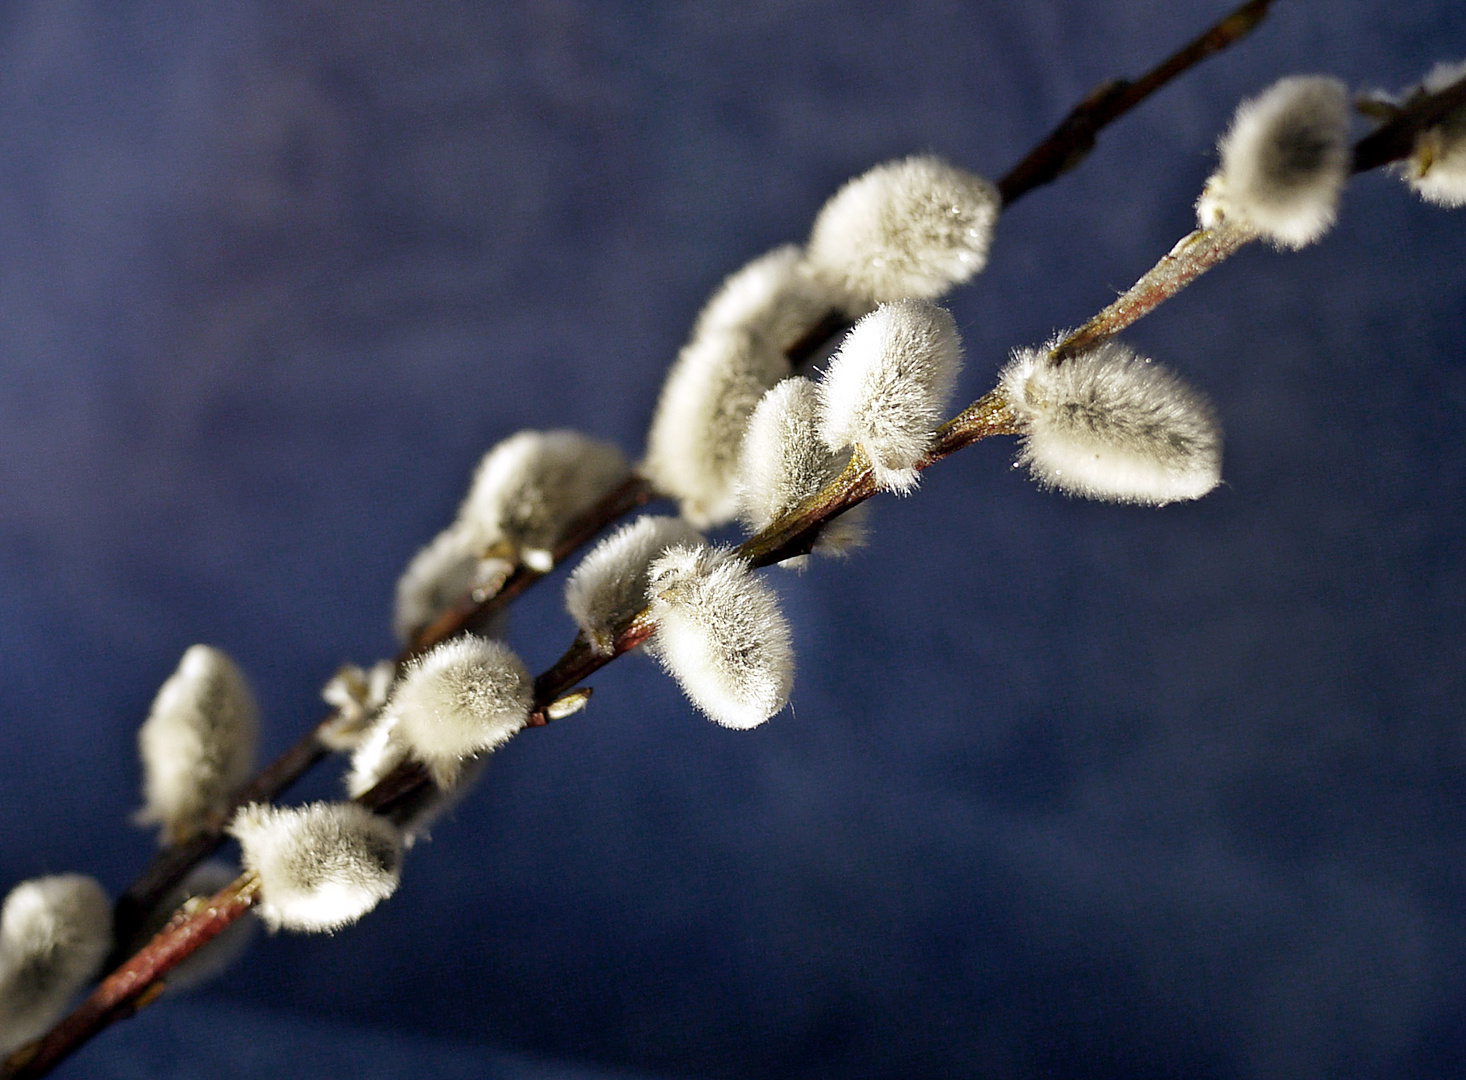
[{"left": 996, "top": 0, "right": 1273, "bottom": 205}]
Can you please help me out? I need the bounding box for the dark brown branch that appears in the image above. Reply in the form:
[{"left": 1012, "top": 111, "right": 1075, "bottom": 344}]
[
  {"left": 60, "top": 9, "right": 1284, "bottom": 1068},
  {"left": 996, "top": 0, "right": 1273, "bottom": 205},
  {"left": 1352, "top": 69, "right": 1466, "bottom": 174}
]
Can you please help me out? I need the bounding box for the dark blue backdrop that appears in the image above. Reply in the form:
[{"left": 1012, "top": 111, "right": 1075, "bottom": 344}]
[{"left": 1, "top": 2, "right": 1464, "bottom": 1078}]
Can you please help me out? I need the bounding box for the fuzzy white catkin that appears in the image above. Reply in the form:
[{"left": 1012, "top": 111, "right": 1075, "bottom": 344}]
[
  {"left": 998, "top": 340, "right": 1222, "bottom": 506},
  {"left": 643, "top": 243, "right": 851, "bottom": 527},
  {"left": 818, "top": 300, "right": 962, "bottom": 494},
  {"left": 1196, "top": 76, "right": 1350, "bottom": 249},
  {"left": 564, "top": 515, "right": 704, "bottom": 655},
  {"left": 642, "top": 325, "right": 792, "bottom": 527},
  {"left": 645, "top": 545, "right": 793, "bottom": 730},
  {"left": 343, "top": 713, "right": 485, "bottom": 846},
  {"left": 457, "top": 429, "right": 629, "bottom": 566},
  {"left": 692, "top": 244, "right": 859, "bottom": 353},
  {"left": 136, "top": 645, "right": 259, "bottom": 845},
  {"left": 384, "top": 635, "right": 532, "bottom": 786},
  {"left": 228, "top": 802, "right": 402, "bottom": 933},
  {"left": 1399, "top": 60, "right": 1466, "bottom": 207},
  {"left": 805, "top": 155, "right": 999, "bottom": 304},
  {"left": 736, "top": 377, "right": 865, "bottom": 559},
  {"left": 0, "top": 875, "right": 112, "bottom": 1053},
  {"left": 392, "top": 523, "right": 511, "bottom": 645}
]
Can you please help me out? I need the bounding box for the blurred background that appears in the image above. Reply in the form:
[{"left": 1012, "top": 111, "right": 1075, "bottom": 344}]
[{"left": 1, "top": 2, "right": 1463, "bottom": 1077}]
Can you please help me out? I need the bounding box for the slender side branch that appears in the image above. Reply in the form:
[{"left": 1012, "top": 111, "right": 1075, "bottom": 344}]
[
  {"left": 1050, "top": 225, "right": 1255, "bottom": 363},
  {"left": 996, "top": 0, "right": 1273, "bottom": 205}
]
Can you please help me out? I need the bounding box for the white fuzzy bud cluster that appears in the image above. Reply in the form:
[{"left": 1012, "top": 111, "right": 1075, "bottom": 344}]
[
  {"left": 564, "top": 515, "right": 703, "bottom": 655},
  {"left": 806, "top": 155, "right": 999, "bottom": 303},
  {"left": 735, "top": 377, "right": 865, "bottom": 561},
  {"left": 642, "top": 247, "right": 845, "bottom": 527},
  {"left": 353, "top": 635, "right": 532, "bottom": 791},
  {"left": 228, "top": 802, "right": 402, "bottom": 933},
  {"left": 0, "top": 874, "right": 112, "bottom": 1053},
  {"left": 394, "top": 430, "right": 628, "bottom": 642},
  {"left": 644, "top": 156, "right": 994, "bottom": 526},
  {"left": 1196, "top": 76, "right": 1351, "bottom": 249},
  {"left": 136, "top": 645, "right": 260, "bottom": 846},
  {"left": 646, "top": 545, "right": 793, "bottom": 730},
  {"left": 1395, "top": 60, "right": 1466, "bottom": 208},
  {"left": 818, "top": 300, "right": 962, "bottom": 494},
  {"left": 998, "top": 340, "right": 1222, "bottom": 506}
]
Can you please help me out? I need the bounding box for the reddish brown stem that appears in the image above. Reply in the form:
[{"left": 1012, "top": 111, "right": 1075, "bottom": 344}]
[
  {"left": 1049, "top": 225, "right": 1255, "bottom": 363},
  {"left": 3, "top": 876, "right": 261, "bottom": 1080}
]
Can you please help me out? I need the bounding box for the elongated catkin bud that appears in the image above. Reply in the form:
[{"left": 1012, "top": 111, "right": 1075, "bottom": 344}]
[
  {"left": 1196, "top": 76, "right": 1350, "bottom": 249},
  {"left": 228, "top": 802, "right": 402, "bottom": 933},
  {"left": 997, "top": 340, "right": 1222, "bottom": 506},
  {"left": 384, "top": 636, "right": 532, "bottom": 787},
  {"left": 642, "top": 327, "right": 790, "bottom": 527},
  {"left": 643, "top": 245, "right": 865, "bottom": 527},
  {"left": 136, "top": 645, "right": 259, "bottom": 845},
  {"left": 0, "top": 874, "right": 112, "bottom": 1053},
  {"left": 646, "top": 545, "right": 793, "bottom": 729},
  {"left": 737, "top": 377, "right": 865, "bottom": 559},
  {"left": 805, "top": 155, "right": 998, "bottom": 303},
  {"left": 565, "top": 515, "right": 703, "bottom": 654},
  {"left": 818, "top": 300, "right": 962, "bottom": 494}
]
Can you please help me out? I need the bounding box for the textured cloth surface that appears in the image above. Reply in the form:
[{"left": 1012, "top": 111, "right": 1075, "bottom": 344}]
[{"left": 1, "top": 3, "right": 1465, "bottom": 1078}]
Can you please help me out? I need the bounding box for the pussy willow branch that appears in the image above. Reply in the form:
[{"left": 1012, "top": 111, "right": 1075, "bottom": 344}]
[
  {"left": 28, "top": 65, "right": 1460, "bottom": 1060},
  {"left": 100, "top": 0, "right": 1276, "bottom": 950}
]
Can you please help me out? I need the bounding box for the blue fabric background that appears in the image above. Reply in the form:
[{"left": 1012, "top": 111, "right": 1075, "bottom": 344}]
[{"left": 1, "top": 2, "right": 1464, "bottom": 1077}]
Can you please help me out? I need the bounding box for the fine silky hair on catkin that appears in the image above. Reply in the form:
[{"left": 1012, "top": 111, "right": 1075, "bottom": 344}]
[
  {"left": 0, "top": 874, "right": 113, "bottom": 1053},
  {"left": 564, "top": 515, "right": 704, "bottom": 655},
  {"left": 805, "top": 155, "right": 999, "bottom": 303},
  {"left": 818, "top": 300, "right": 962, "bottom": 494},
  {"left": 736, "top": 376, "right": 865, "bottom": 559},
  {"left": 1195, "top": 75, "right": 1350, "bottom": 248},
  {"left": 645, "top": 544, "right": 794, "bottom": 730},
  {"left": 228, "top": 802, "right": 402, "bottom": 934},
  {"left": 136, "top": 645, "right": 260, "bottom": 846},
  {"left": 998, "top": 339, "right": 1222, "bottom": 506},
  {"left": 382, "top": 635, "right": 533, "bottom": 787}
]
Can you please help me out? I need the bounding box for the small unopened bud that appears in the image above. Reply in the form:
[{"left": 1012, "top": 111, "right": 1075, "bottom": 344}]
[
  {"left": 136, "top": 645, "right": 259, "bottom": 845},
  {"left": 1196, "top": 75, "right": 1350, "bottom": 248},
  {"left": 805, "top": 155, "right": 998, "bottom": 303},
  {"left": 228, "top": 802, "right": 402, "bottom": 933},
  {"left": 646, "top": 545, "right": 793, "bottom": 730},
  {"left": 998, "top": 340, "right": 1222, "bottom": 506},
  {"left": 818, "top": 300, "right": 962, "bottom": 494},
  {"left": 0, "top": 874, "right": 112, "bottom": 1052},
  {"left": 565, "top": 515, "right": 703, "bottom": 655}
]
